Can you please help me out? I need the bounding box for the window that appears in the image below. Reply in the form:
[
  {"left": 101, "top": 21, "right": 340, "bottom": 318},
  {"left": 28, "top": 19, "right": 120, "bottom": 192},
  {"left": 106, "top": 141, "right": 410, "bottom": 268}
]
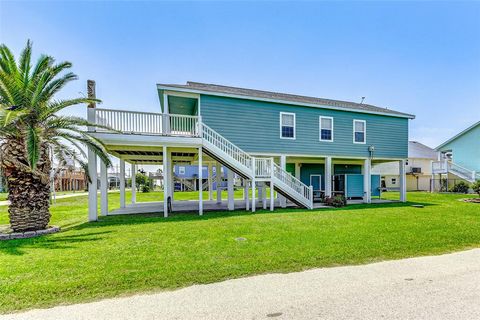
[
  {"left": 391, "top": 178, "right": 397, "bottom": 185},
  {"left": 178, "top": 166, "right": 186, "bottom": 175},
  {"left": 280, "top": 112, "right": 295, "bottom": 139},
  {"left": 353, "top": 120, "right": 366, "bottom": 144},
  {"left": 319, "top": 116, "right": 333, "bottom": 141}
]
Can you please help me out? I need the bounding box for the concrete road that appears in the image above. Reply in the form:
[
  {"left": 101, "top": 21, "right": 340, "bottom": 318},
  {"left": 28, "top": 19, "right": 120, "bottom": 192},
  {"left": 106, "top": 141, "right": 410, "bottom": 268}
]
[{"left": 3, "top": 249, "right": 479, "bottom": 320}]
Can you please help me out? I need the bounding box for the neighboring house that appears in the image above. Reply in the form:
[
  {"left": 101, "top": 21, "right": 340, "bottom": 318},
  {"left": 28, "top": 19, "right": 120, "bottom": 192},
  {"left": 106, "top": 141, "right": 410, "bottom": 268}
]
[
  {"left": 54, "top": 167, "right": 87, "bottom": 192},
  {"left": 173, "top": 165, "right": 228, "bottom": 191},
  {"left": 87, "top": 81, "right": 414, "bottom": 220},
  {"left": 432, "top": 121, "right": 480, "bottom": 185},
  {"left": 372, "top": 141, "right": 438, "bottom": 191}
]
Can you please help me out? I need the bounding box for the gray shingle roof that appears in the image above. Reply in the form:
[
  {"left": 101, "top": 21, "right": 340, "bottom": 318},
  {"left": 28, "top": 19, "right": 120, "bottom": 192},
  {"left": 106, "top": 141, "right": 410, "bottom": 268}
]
[{"left": 157, "top": 81, "right": 415, "bottom": 119}]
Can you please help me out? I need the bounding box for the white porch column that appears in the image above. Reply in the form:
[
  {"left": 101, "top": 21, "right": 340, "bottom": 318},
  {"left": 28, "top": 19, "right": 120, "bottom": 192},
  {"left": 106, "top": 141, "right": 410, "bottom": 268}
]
[
  {"left": 170, "top": 150, "right": 174, "bottom": 200},
  {"left": 216, "top": 163, "right": 222, "bottom": 204},
  {"left": 131, "top": 163, "right": 136, "bottom": 204},
  {"left": 87, "top": 148, "right": 98, "bottom": 222},
  {"left": 119, "top": 159, "right": 126, "bottom": 208},
  {"left": 198, "top": 147, "right": 203, "bottom": 215},
  {"left": 325, "top": 156, "right": 332, "bottom": 198},
  {"left": 244, "top": 179, "right": 250, "bottom": 210},
  {"left": 163, "top": 146, "right": 169, "bottom": 217},
  {"left": 251, "top": 158, "right": 256, "bottom": 212},
  {"left": 270, "top": 182, "right": 275, "bottom": 211},
  {"left": 399, "top": 159, "right": 407, "bottom": 202},
  {"left": 279, "top": 155, "right": 287, "bottom": 208},
  {"left": 227, "top": 169, "right": 234, "bottom": 211},
  {"left": 208, "top": 163, "right": 213, "bottom": 201},
  {"left": 100, "top": 160, "right": 108, "bottom": 216},
  {"left": 295, "top": 163, "right": 301, "bottom": 179},
  {"left": 262, "top": 183, "right": 267, "bottom": 209},
  {"left": 363, "top": 158, "right": 371, "bottom": 204}
]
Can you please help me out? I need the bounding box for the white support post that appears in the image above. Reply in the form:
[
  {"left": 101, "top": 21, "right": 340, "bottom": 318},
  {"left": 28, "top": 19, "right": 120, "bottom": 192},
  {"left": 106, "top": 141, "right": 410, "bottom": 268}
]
[
  {"left": 163, "top": 146, "right": 169, "bottom": 217},
  {"left": 119, "top": 159, "right": 126, "bottom": 208},
  {"left": 100, "top": 160, "right": 108, "bottom": 216},
  {"left": 262, "top": 183, "right": 267, "bottom": 209},
  {"left": 325, "top": 156, "right": 332, "bottom": 198},
  {"left": 208, "top": 163, "right": 213, "bottom": 201},
  {"left": 216, "top": 163, "right": 222, "bottom": 204},
  {"left": 295, "top": 163, "right": 301, "bottom": 179},
  {"left": 87, "top": 148, "right": 98, "bottom": 222},
  {"left": 270, "top": 159, "right": 275, "bottom": 211},
  {"left": 258, "top": 183, "right": 263, "bottom": 208},
  {"left": 131, "top": 163, "right": 136, "bottom": 204},
  {"left": 363, "top": 158, "right": 371, "bottom": 204},
  {"left": 251, "top": 158, "right": 256, "bottom": 212},
  {"left": 198, "top": 147, "right": 203, "bottom": 215},
  {"left": 227, "top": 169, "right": 234, "bottom": 211},
  {"left": 244, "top": 179, "right": 250, "bottom": 210},
  {"left": 279, "top": 155, "right": 287, "bottom": 208},
  {"left": 400, "top": 159, "right": 407, "bottom": 202}
]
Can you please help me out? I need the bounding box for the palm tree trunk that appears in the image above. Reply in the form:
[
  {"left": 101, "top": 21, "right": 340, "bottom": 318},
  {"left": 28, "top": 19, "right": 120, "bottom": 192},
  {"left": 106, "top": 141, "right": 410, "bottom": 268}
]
[{"left": 1, "top": 140, "right": 51, "bottom": 232}]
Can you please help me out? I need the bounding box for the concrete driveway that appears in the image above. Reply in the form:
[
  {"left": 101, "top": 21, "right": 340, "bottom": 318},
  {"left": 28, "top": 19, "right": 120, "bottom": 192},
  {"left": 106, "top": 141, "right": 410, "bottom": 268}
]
[{"left": 2, "top": 249, "right": 479, "bottom": 320}]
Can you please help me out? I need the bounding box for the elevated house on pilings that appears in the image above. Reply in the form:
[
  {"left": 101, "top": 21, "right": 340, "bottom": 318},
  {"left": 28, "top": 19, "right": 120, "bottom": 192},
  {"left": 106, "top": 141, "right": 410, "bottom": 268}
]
[{"left": 86, "top": 81, "right": 414, "bottom": 220}]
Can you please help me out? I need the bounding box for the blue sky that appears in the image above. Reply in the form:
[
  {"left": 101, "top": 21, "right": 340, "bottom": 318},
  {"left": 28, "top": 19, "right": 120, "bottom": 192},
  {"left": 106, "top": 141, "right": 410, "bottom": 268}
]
[{"left": 1, "top": 1, "right": 479, "bottom": 148}]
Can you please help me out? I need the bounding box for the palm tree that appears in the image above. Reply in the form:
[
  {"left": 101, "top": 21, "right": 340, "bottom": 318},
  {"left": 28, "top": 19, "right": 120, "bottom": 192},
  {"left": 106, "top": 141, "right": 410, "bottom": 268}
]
[{"left": 0, "top": 40, "right": 111, "bottom": 232}]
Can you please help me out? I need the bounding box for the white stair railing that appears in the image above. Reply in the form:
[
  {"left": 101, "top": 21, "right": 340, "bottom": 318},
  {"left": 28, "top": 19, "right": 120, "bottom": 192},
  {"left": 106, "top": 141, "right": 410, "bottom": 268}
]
[
  {"left": 272, "top": 162, "right": 313, "bottom": 206},
  {"left": 255, "top": 158, "right": 272, "bottom": 178},
  {"left": 201, "top": 124, "right": 253, "bottom": 170},
  {"left": 448, "top": 162, "right": 477, "bottom": 182}
]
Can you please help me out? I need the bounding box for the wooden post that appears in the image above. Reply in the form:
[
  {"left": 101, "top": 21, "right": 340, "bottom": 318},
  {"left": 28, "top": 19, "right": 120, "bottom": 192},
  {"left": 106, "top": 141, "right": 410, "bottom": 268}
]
[
  {"left": 244, "top": 179, "right": 250, "bottom": 210},
  {"left": 251, "top": 157, "right": 256, "bottom": 212},
  {"left": 399, "top": 159, "right": 407, "bottom": 202}
]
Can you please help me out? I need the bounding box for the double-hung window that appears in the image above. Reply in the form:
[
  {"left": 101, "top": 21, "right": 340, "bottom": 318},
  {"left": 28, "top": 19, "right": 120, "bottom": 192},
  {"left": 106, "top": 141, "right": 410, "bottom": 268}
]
[
  {"left": 280, "top": 112, "right": 295, "bottom": 139},
  {"left": 178, "top": 166, "right": 186, "bottom": 175},
  {"left": 353, "top": 120, "right": 366, "bottom": 144},
  {"left": 319, "top": 116, "right": 333, "bottom": 142}
]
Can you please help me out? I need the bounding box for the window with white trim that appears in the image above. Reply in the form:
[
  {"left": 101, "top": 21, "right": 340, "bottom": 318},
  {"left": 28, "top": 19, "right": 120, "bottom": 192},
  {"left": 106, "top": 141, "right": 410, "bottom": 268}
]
[
  {"left": 319, "top": 116, "right": 333, "bottom": 141},
  {"left": 179, "top": 166, "right": 186, "bottom": 175},
  {"left": 280, "top": 112, "right": 295, "bottom": 139},
  {"left": 353, "top": 120, "right": 366, "bottom": 144}
]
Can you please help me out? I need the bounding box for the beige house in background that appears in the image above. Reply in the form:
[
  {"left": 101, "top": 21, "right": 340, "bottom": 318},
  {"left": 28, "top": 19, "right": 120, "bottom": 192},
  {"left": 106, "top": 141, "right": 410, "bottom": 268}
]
[{"left": 372, "top": 141, "right": 438, "bottom": 191}]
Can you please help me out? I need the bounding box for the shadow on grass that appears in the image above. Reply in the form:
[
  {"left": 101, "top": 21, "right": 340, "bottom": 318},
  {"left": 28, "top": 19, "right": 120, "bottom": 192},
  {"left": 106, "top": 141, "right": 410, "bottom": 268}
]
[
  {"left": 0, "top": 230, "right": 111, "bottom": 256},
  {"left": 68, "top": 199, "right": 436, "bottom": 231}
]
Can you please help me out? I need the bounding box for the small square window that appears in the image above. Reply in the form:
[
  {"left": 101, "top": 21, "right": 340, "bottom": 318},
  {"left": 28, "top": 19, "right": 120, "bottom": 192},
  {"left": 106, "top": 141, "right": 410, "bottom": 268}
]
[
  {"left": 391, "top": 178, "right": 397, "bottom": 185},
  {"left": 179, "top": 166, "right": 186, "bottom": 175}
]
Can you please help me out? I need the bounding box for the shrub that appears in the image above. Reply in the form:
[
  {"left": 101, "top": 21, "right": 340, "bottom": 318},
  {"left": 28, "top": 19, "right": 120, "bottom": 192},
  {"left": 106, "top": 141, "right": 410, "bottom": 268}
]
[
  {"left": 324, "top": 195, "right": 347, "bottom": 207},
  {"left": 141, "top": 184, "right": 151, "bottom": 193},
  {"left": 450, "top": 181, "right": 470, "bottom": 194},
  {"left": 472, "top": 180, "right": 480, "bottom": 197}
]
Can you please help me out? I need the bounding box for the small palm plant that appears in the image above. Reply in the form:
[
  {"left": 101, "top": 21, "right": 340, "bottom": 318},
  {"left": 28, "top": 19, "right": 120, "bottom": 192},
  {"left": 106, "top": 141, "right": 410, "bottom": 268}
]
[{"left": 0, "top": 40, "right": 111, "bottom": 232}]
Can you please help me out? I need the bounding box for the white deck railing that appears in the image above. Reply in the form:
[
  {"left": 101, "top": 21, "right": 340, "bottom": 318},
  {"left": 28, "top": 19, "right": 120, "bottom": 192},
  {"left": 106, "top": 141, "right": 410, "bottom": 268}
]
[
  {"left": 93, "top": 108, "right": 199, "bottom": 137},
  {"left": 92, "top": 108, "right": 313, "bottom": 208}
]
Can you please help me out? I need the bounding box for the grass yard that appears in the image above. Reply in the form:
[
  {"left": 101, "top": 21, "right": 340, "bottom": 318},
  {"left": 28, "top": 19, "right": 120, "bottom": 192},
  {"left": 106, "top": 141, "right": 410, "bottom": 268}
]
[{"left": 0, "top": 192, "right": 479, "bottom": 313}]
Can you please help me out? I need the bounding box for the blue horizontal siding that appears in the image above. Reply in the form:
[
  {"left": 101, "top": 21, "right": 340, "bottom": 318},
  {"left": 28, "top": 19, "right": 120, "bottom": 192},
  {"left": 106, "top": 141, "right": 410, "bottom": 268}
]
[{"left": 200, "top": 95, "right": 408, "bottom": 159}]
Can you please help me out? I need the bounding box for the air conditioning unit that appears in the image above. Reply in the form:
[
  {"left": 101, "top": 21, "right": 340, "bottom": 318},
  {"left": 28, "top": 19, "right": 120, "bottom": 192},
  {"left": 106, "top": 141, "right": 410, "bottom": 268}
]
[{"left": 411, "top": 167, "right": 422, "bottom": 173}]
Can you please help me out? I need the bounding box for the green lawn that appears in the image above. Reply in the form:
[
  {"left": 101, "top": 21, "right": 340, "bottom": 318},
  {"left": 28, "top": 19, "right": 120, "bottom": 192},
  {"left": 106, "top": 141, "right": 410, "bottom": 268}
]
[{"left": 1, "top": 192, "right": 479, "bottom": 313}]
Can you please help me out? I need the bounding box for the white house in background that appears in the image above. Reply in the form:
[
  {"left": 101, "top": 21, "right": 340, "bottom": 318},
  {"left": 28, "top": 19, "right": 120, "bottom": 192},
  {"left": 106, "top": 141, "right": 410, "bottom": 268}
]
[{"left": 372, "top": 141, "right": 438, "bottom": 191}]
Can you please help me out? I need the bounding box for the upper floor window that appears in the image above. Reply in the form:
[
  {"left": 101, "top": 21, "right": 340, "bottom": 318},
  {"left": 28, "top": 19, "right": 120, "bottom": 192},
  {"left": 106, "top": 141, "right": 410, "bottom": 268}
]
[
  {"left": 280, "top": 112, "right": 296, "bottom": 139},
  {"left": 319, "top": 116, "right": 334, "bottom": 142},
  {"left": 353, "top": 119, "right": 366, "bottom": 144}
]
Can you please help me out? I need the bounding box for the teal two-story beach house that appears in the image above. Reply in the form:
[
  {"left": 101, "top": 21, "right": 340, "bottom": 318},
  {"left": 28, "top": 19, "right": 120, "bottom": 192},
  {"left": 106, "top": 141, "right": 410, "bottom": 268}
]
[{"left": 86, "top": 81, "right": 414, "bottom": 220}]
